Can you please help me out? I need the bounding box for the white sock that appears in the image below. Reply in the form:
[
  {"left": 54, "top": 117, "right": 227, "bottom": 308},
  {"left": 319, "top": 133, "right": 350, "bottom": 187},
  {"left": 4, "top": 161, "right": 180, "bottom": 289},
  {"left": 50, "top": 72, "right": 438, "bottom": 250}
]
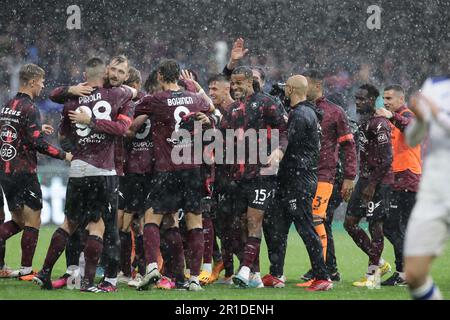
[
  {"left": 252, "top": 272, "right": 261, "bottom": 279},
  {"left": 185, "top": 269, "right": 191, "bottom": 277},
  {"left": 190, "top": 276, "right": 199, "bottom": 284},
  {"left": 202, "top": 263, "right": 212, "bottom": 273},
  {"left": 367, "top": 265, "right": 379, "bottom": 275},
  {"left": 378, "top": 258, "right": 385, "bottom": 266},
  {"left": 410, "top": 276, "right": 443, "bottom": 300},
  {"left": 20, "top": 266, "right": 33, "bottom": 275},
  {"left": 146, "top": 262, "right": 158, "bottom": 273},
  {"left": 398, "top": 272, "right": 406, "bottom": 280},
  {"left": 105, "top": 277, "right": 117, "bottom": 286},
  {"left": 238, "top": 266, "right": 251, "bottom": 280}
]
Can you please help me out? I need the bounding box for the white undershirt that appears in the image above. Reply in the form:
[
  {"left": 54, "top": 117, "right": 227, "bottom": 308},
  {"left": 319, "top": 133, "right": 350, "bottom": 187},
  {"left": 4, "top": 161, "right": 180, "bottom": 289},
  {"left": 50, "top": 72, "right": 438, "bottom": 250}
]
[{"left": 69, "top": 159, "right": 116, "bottom": 178}]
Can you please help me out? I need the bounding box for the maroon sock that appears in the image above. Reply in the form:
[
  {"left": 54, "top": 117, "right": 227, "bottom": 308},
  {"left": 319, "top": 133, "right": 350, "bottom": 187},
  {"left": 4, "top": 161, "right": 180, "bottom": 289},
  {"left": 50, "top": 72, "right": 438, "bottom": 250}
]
[
  {"left": 369, "top": 238, "right": 384, "bottom": 266},
  {"left": 251, "top": 250, "right": 260, "bottom": 273},
  {"left": 119, "top": 231, "right": 132, "bottom": 277},
  {"left": 202, "top": 217, "right": 214, "bottom": 264},
  {"left": 0, "top": 220, "right": 22, "bottom": 241},
  {"left": 160, "top": 230, "right": 171, "bottom": 276},
  {"left": 242, "top": 237, "right": 261, "bottom": 268},
  {"left": 134, "top": 234, "right": 146, "bottom": 276},
  {"left": 164, "top": 227, "right": 185, "bottom": 282},
  {"left": 231, "top": 223, "right": 244, "bottom": 263},
  {"left": 369, "top": 223, "right": 385, "bottom": 266},
  {"left": 0, "top": 221, "right": 22, "bottom": 267},
  {"left": 180, "top": 227, "right": 190, "bottom": 271},
  {"left": 346, "top": 225, "right": 372, "bottom": 257},
  {"left": 143, "top": 223, "right": 160, "bottom": 266},
  {"left": 21, "top": 226, "right": 39, "bottom": 268},
  {"left": 187, "top": 228, "right": 204, "bottom": 277},
  {"left": 43, "top": 228, "right": 69, "bottom": 273},
  {"left": 222, "top": 245, "right": 234, "bottom": 277},
  {"left": 83, "top": 235, "right": 103, "bottom": 286}
]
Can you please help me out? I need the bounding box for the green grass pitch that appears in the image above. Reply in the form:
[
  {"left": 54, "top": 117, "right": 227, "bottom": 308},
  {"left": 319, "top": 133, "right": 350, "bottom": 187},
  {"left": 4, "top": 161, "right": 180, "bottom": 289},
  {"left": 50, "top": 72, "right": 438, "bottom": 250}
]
[{"left": 0, "top": 224, "right": 449, "bottom": 300}]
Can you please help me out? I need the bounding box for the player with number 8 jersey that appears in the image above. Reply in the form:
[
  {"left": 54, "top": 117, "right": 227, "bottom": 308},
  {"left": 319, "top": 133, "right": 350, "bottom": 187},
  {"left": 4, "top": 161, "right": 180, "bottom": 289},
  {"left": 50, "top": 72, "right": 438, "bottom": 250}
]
[{"left": 133, "top": 59, "right": 215, "bottom": 292}]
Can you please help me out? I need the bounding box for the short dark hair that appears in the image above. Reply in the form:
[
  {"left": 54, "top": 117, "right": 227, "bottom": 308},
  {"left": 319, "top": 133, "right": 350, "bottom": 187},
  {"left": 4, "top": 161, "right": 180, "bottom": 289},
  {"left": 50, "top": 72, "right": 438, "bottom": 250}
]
[
  {"left": 252, "top": 66, "right": 266, "bottom": 82},
  {"left": 157, "top": 59, "right": 180, "bottom": 83},
  {"left": 19, "top": 64, "right": 45, "bottom": 85},
  {"left": 232, "top": 66, "right": 253, "bottom": 80},
  {"left": 359, "top": 84, "right": 380, "bottom": 100},
  {"left": 384, "top": 84, "right": 405, "bottom": 96},
  {"left": 110, "top": 54, "right": 129, "bottom": 69},
  {"left": 85, "top": 57, "right": 106, "bottom": 79},
  {"left": 207, "top": 73, "right": 229, "bottom": 85},
  {"left": 125, "top": 66, "right": 142, "bottom": 86},
  {"left": 143, "top": 70, "right": 159, "bottom": 94},
  {"left": 303, "top": 69, "right": 324, "bottom": 81},
  {"left": 86, "top": 57, "right": 105, "bottom": 69}
]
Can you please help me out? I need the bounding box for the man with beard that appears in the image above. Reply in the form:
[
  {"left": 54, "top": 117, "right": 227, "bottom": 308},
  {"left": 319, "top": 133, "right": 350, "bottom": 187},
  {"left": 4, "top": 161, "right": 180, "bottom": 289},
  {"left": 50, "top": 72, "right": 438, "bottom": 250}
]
[
  {"left": 226, "top": 66, "right": 288, "bottom": 289},
  {"left": 47, "top": 55, "right": 132, "bottom": 291},
  {"left": 33, "top": 57, "right": 136, "bottom": 292},
  {"left": 375, "top": 85, "right": 422, "bottom": 286},
  {"left": 203, "top": 74, "right": 239, "bottom": 285},
  {"left": 134, "top": 59, "right": 214, "bottom": 292}
]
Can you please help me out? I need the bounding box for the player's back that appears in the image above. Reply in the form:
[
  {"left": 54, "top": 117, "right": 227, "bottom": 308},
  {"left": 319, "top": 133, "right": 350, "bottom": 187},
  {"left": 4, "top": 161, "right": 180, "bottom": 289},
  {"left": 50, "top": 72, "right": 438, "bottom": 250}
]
[
  {"left": 136, "top": 89, "right": 210, "bottom": 172},
  {"left": 61, "top": 86, "right": 131, "bottom": 172}
]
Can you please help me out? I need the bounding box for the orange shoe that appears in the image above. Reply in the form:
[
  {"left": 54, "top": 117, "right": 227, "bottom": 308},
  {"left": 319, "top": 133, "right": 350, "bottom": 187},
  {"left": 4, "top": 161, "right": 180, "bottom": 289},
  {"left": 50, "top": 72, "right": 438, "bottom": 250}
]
[
  {"left": 305, "top": 279, "right": 333, "bottom": 291},
  {"left": 295, "top": 279, "right": 314, "bottom": 287},
  {"left": 19, "top": 271, "right": 37, "bottom": 281},
  {"left": 209, "top": 261, "right": 224, "bottom": 284}
]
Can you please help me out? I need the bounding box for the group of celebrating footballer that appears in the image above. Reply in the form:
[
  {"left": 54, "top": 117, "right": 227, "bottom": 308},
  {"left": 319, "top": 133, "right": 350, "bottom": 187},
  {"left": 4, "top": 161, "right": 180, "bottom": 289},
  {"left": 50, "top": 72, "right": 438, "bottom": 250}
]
[{"left": 0, "top": 38, "right": 446, "bottom": 299}]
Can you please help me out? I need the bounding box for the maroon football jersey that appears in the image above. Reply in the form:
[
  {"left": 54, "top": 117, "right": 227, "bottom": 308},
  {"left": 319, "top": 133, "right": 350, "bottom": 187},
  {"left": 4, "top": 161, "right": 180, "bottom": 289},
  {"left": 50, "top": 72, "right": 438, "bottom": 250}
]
[
  {"left": 0, "top": 92, "right": 66, "bottom": 174},
  {"left": 358, "top": 116, "right": 394, "bottom": 185},
  {"left": 225, "top": 92, "right": 288, "bottom": 180},
  {"left": 135, "top": 90, "right": 210, "bottom": 172},
  {"left": 59, "top": 86, "right": 133, "bottom": 171},
  {"left": 316, "top": 97, "right": 357, "bottom": 184}
]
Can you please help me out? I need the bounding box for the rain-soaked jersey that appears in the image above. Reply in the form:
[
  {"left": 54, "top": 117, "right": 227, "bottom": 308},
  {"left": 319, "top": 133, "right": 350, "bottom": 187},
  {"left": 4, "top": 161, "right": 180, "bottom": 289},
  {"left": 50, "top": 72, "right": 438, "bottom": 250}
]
[
  {"left": 358, "top": 116, "right": 394, "bottom": 185},
  {"left": 0, "top": 92, "right": 66, "bottom": 174},
  {"left": 59, "top": 86, "right": 133, "bottom": 171},
  {"left": 125, "top": 92, "right": 154, "bottom": 174},
  {"left": 222, "top": 92, "right": 288, "bottom": 180},
  {"left": 134, "top": 90, "right": 210, "bottom": 172}
]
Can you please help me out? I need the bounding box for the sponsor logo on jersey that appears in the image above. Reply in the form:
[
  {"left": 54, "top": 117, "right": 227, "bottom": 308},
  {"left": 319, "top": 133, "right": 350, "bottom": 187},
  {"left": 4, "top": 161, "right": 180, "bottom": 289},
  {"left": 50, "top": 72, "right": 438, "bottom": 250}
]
[
  {"left": 377, "top": 133, "right": 388, "bottom": 144},
  {"left": 0, "top": 143, "right": 17, "bottom": 161},
  {"left": 0, "top": 107, "right": 22, "bottom": 117},
  {"left": 0, "top": 125, "right": 18, "bottom": 142}
]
